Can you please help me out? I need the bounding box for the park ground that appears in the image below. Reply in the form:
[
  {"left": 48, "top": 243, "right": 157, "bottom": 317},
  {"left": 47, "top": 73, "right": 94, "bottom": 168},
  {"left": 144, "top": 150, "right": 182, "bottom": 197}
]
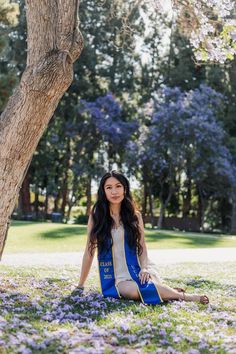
[
  {"left": 0, "top": 221, "right": 235, "bottom": 353},
  {"left": 4, "top": 221, "right": 236, "bottom": 253}
]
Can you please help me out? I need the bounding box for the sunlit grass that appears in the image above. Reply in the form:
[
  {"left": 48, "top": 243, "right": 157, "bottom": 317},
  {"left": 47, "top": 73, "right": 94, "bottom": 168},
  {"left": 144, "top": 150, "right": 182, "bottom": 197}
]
[
  {"left": 0, "top": 262, "right": 235, "bottom": 353},
  {"left": 5, "top": 221, "right": 236, "bottom": 254}
]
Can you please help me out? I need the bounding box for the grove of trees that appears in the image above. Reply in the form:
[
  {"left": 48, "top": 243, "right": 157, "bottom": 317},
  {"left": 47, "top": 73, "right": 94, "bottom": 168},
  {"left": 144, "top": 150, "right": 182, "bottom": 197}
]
[{"left": 0, "top": 0, "right": 236, "bottom": 256}]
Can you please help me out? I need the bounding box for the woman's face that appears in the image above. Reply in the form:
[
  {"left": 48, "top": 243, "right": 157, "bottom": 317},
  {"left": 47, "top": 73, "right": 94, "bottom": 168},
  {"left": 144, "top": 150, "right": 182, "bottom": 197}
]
[{"left": 104, "top": 177, "right": 125, "bottom": 205}]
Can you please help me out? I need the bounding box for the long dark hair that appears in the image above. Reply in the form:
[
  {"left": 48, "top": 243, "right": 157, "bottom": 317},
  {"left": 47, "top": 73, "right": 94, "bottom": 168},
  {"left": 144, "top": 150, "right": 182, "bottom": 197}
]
[{"left": 89, "top": 170, "right": 143, "bottom": 256}]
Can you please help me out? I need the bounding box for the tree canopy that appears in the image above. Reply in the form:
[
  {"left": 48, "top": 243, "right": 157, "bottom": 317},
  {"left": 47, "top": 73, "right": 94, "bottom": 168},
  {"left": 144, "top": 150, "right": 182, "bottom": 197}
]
[{"left": 0, "top": 0, "right": 236, "bottom": 252}]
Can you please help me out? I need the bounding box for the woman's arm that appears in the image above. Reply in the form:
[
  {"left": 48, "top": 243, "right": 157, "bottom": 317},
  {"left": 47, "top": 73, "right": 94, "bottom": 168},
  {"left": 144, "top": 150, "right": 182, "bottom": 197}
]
[
  {"left": 136, "top": 211, "right": 150, "bottom": 284},
  {"left": 78, "top": 214, "right": 95, "bottom": 288}
]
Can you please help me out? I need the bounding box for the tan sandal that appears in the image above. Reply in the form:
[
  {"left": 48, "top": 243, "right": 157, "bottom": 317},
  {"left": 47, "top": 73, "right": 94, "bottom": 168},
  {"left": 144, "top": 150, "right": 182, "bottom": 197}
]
[{"left": 199, "top": 295, "right": 209, "bottom": 305}]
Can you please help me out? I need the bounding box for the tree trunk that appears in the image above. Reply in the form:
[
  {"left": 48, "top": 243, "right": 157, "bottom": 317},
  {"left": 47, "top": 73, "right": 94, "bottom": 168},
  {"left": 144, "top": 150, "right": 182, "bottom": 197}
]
[
  {"left": 197, "top": 187, "right": 206, "bottom": 231},
  {"left": 53, "top": 192, "right": 61, "bottom": 213},
  {"left": 66, "top": 203, "right": 73, "bottom": 223},
  {"left": 19, "top": 171, "right": 31, "bottom": 216},
  {"left": 231, "top": 193, "right": 236, "bottom": 233},
  {"left": 158, "top": 201, "right": 165, "bottom": 229},
  {"left": 142, "top": 180, "right": 148, "bottom": 218},
  {"left": 44, "top": 189, "right": 49, "bottom": 219},
  {"left": 86, "top": 175, "right": 92, "bottom": 216},
  {"left": 34, "top": 186, "right": 39, "bottom": 219},
  {"left": 17, "top": 193, "right": 23, "bottom": 219},
  {"left": 182, "top": 164, "right": 192, "bottom": 218},
  {"left": 0, "top": 0, "right": 83, "bottom": 259},
  {"left": 60, "top": 183, "right": 68, "bottom": 218},
  {"left": 61, "top": 138, "right": 71, "bottom": 217},
  {"left": 157, "top": 184, "right": 174, "bottom": 229},
  {"left": 148, "top": 186, "right": 154, "bottom": 229}
]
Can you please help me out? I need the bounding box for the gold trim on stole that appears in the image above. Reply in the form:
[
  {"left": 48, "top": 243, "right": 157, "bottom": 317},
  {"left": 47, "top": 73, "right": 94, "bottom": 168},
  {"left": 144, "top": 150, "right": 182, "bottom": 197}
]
[
  {"left": 97, "top": 250, "right": 102, "bottom": 291},
  {"left": 98, "top": 242, "right": 121, "bottom": 298},
  {"left": 122, "top": 229, "right": 145, "bottom": 304},
  {"left": 137, "top": 252, "right": 163, "bottom": 303},
  {"left": 98, "top": 264, "right": 102, "bottom": 290},
  {"left": 111, "top": 234, "right": 122, "bottom": 298}
]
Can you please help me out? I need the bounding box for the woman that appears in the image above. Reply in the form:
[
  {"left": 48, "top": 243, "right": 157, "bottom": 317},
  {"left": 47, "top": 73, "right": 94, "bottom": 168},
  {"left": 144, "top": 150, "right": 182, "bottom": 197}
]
[{"left": 78, "top": 171, "right": 209, "bottom": 305}]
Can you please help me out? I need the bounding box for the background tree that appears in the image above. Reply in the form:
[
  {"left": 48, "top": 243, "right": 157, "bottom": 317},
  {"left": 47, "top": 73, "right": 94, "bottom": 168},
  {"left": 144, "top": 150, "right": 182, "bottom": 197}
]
[
  {"left": 0, "top": 0, "right": 19, "bottom": 112},
  {"left": 127, "top": 85, "right": 235, "bottom": 229},
  {"left": 1, "top": 0, "right": 236, "bottom": 259},
  {"left": 26, "top": 1, "right": 236, "bottom": 229},
  {"left": 0, "top": 0, "right": 83, "bottom": 258}
]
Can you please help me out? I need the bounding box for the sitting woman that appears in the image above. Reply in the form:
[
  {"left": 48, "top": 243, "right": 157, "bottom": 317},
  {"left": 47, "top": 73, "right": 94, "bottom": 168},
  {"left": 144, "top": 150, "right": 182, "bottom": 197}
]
[{"left": 78, "top": 170, "right": 209, "bottom": 305}]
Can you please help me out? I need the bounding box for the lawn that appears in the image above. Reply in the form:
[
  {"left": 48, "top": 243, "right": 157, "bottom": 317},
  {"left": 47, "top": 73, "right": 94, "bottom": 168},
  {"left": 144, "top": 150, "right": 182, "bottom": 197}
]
[
  {"left": 4, "top": 221, "right": 236, "bottom": 254},
  {"left": 0, "top": 262, "right": 235, "bottom": 353}
]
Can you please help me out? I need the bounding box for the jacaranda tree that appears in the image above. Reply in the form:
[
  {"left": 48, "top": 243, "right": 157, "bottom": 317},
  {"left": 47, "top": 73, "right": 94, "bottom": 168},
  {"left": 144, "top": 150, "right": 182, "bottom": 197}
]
[
  {"left": 79, "top": 93, "right": 138, "bottom": 169},
  {"left": 127, "top": 84, "right": 236, "bottom": 229},
  {"left": 0, "top": 0, "right": 235, "bottom": 256}
]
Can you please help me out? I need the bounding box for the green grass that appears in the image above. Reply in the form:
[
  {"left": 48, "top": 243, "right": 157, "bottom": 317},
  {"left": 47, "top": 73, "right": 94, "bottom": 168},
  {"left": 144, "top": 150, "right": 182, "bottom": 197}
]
[
  {"left": 0, "top": 262, "right": 235, "bottom": 353},
  {"left": 5, "top": 221, "right": 87, "bottom": 253},
  {"left": 145, "top": 228, "right": 236, "bottom": 249},
  {"left": 4, "top": 221, "right": 236, "bottom": 254}
]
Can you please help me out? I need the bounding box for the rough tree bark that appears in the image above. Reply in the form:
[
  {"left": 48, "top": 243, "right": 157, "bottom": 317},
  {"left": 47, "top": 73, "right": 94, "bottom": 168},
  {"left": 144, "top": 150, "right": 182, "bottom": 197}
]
[{"left": 0, "top": 0, "right": 83, "bottom": 259}]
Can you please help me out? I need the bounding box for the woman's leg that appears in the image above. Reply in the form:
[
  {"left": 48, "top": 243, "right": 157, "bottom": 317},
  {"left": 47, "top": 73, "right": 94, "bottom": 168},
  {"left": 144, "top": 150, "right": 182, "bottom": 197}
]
[
  {"left": 117, "top": 280, "right": 140, "bottom": 300},
  {"left": 155, "top": 282, "right": 209, "bottom": 304},
  {"left": 155, "top": 283, "right": 185, "bottom": 301},
  {"left": 117, "top": 280, "right": 209, "bottom": 304}
]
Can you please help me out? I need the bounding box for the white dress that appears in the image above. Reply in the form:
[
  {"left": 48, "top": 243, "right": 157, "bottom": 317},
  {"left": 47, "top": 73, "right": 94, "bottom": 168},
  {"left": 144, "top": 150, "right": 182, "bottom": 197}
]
[
  {"left": 111, "top": 224, "right": 162, "bottom": 286},
  {"left": 111, "top": 225, "right": 132, "bottom": 285}
]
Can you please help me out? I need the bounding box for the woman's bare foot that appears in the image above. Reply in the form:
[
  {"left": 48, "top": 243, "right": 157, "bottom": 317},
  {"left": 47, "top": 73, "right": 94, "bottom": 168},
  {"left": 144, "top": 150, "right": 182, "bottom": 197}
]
[{"left": 180, "top": 292, "right": 209, "bottom": 304}]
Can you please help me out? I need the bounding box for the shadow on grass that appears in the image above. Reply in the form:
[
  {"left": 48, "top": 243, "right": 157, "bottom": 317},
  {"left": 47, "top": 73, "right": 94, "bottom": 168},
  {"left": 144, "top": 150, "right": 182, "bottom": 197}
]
[
  {"left": 0, "top": 279, "right": 149, "bottom": 329},
  {"left": 10, "top": 221, "right": 40, "bottom": 227},
  {"left": 38, "top": 226, "right": 87, "bottom": 239},
  {"left": 1, "top": 270, "right": 235, "bottom": 353},
  {"left": 1, "top": 276, "right": 235, "bottom": 327},
  {"left": 10, "top": 221, "right": 87, "bottom": 239},
  {"left": 10, "top": 221, "right": 230, "bottom": 247},
  {"left": 145, "top": 232, "right": 221, "bottom": 247},
  {"left": 164, "top": 275, "right": 236, "bottom": 294}
]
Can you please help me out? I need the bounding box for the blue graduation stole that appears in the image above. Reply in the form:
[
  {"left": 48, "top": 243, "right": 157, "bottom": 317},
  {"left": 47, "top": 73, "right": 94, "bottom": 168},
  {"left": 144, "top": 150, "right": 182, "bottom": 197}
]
[{"left": 98, "top": 230, "right": 163, "bottom": 305}]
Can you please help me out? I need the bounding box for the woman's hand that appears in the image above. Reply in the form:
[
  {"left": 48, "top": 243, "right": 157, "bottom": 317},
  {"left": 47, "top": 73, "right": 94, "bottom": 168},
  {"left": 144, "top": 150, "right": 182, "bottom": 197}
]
[
  {"left": 75, "top": 284, "right": 84, "bottom": 295},
  {"left": 139, "top": 268, "right": 150, "bottom": 285}
]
